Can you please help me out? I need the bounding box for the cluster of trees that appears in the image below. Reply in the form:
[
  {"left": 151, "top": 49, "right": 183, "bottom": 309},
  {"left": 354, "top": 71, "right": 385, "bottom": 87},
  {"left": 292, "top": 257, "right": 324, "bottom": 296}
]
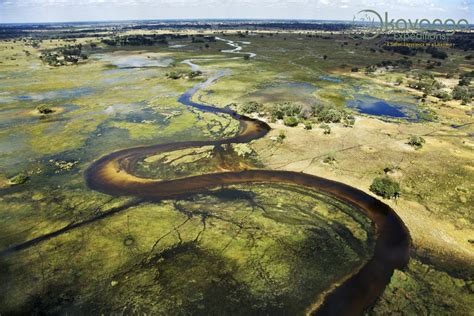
[
  {"left": 40, "top": 44, "right": 87, "bottom": 66},
  {"left": 452, "top": 86, "right": 473, "bottom": 104},
  {"left": 191, "top": 35, "right": 216, "bottom": 43},
  {"left": 102, "top": 35, "right": 168, "bottom": 46},
  {"left": 238, "top": 101, "right": 355, "bottom": 128},
  {"left": 382, "top": 45, "right": 448, "bottom": 59},
  {"left": 459, "top": 71, "right": 473, "bottom": 86},
  {"left": 408, "top": 72, "right": 443, "bottom": 96},
  {"left": 406, "top": 71, "right": 472, "bottom": 104},
  {"left": 375, "top": 59, "right": 413, "bottom": 69},
  {"left": 452, "top": 32, "right": 474, "bottom": 51},
  {"left": 382, "top": 45, "right": 421, "bottom": 56},
  {"left": 166, "top": 70, "right": 202, "bottom": 80},
  {"left": 425, "top": 46, "right": 448, "bottom": 59},
  {"left": 452, "top": 71, "right": 473, "bottom": 104}
]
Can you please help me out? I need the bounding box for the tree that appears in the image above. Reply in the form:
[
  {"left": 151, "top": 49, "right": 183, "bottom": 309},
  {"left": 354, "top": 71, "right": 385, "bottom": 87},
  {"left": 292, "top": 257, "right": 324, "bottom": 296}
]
[
  {"left": 365, "top": 65, "right": 376, "bottom": 74},
  {"left": 323, "top": 153, "right": 336, "bottom": 164},
  {"left": 188, "top": 70, "right": 202, "bottom": 79},
  {"left": 240, "top": 101, "right": 261, "bottom": 114},
  {"left": 433, "top": 91, "right": 452, "bottom": 101},
  {"left": 407, "top": 135, "right": 425, "bottom": 149},
  {"left": 277, "top": 130, "right": 286, "bottom": 142},
  {"left": 343, "top": 115, "right": 355, "bottom": 127},
  {"left": 36, "top": 104, "right": 54, "bottom": 114},
  {"left": 452, "top": 86, "right": 472, "bottom": 104},
  {"left": 320, "top": 123, "right": 331, "bottom": 134},
  {"left": 8, "top": 173, "right": 29, "bottom": 186},
  {"left": 459, "top": 76, "right": 471, "bottom": 86},
  {"left": 283, "top": 116, "right": 299, "bottom": 127},
  {"left": 267, "top": 102, "right": 301, "bottom": 120},
  {"left": 317, "top": 107, "right": 343, "bottom": 123},
  {"left": 370, "top": 177, "right": 400, "bottom": 199},
  {"left": 166, "top": 71, "right": 182, "bottom": 80},
  {"left": 426, "top": 47, "right": 448, "bottom": 59}
]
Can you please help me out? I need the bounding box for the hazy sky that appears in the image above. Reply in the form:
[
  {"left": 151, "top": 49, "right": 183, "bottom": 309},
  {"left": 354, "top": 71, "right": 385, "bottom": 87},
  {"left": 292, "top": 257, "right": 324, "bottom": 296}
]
[{"left": 0, "top": 0, "right": 472, "bottom": 23}]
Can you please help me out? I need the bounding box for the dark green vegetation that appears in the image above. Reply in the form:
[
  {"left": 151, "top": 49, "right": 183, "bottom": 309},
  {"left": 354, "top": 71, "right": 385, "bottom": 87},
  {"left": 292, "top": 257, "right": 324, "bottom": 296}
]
[
  {"left": 102, "top": 34, "right": 170, "bottom": 46},
  {"left": 407, "top": 135, "right": 426, "bottom": 150},
  {"left": 7, "top": 173, "right": 29, "bottom": 186},
  {"left": 166, "top": 70, "right": 202, "bottom": 80},
  {"left": 40, "top": 44, "right": 88, "bottom": 66},
  {"left": 36, "top": 104, "right": 54, "bottom": 114},
  {"left": 283, "top": 116, "right": 299, "bottom": 127},
  {"left": 320, "top": 123, "right": 331, "bottom": 135},
  {"left": 370, "top": 177, "right": 401, "bottom": 199},
  {"left": 238, "top": 101, "right": 355, "bottom": 127}
]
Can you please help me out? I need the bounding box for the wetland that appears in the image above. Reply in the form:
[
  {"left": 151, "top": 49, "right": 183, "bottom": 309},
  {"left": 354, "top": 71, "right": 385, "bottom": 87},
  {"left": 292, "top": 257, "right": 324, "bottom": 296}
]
[{"left": 0, "top": 21, "right": 473, "bottom": 315}]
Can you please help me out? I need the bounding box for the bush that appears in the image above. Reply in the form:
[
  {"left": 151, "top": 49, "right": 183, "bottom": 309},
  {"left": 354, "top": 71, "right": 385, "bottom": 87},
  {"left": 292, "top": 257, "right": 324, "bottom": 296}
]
[
  {"left": 426, "top": 47, "right": 448, "bottom": 59},
  {"left": 343, "top": 115, "right": 355, "bottom": 127},
  {"left": 240, "top": 101, "right": 261, "bottom": 114},
  {"left": 370, "top": 177, "right": 400, "bottom": 199},
  {"left": 8, "top": 173, "right": 29, "bottom": 186},
  {"left": 452, "top": 86, "right": 472, "bottom": 104},
  {"left": 277, "top": 130, "right": 286, "bottom": 142},
  {"left": 320, "top": 123, "right": 331, "bottom": 134},
  {"left": 267, "top": 102, "right": 302, "bottom": 120},
  {"left": 458, "top": 76, "right": 471, "bottom": 86},
  {"left": 303, "top": 121, "right": 313, "bottom": 130},
  {"left": 166, "top": 71, "right": 182, "bottom": 80},
  {"left": 188, "top": 70, "right": 202, "bottom": 79},
  {"left": 318, "top": 107, "right": 343, "bottom": 123},
  {"left": 283, "top": 116, "right": 299, "bottom": 127},
  {"left": 407, "top": 135, "right": 426, "bottom": 149},
  {"left": 433, "top": 91, "right": 452, "bottom": 101},
  {"left": 365, "top": 65, "right": 377, "bottom": 74},
  {"left": 323, "top": 153, "right": 336, "bottom": 164},
  {"left": 36, "top": 104, "right": 54, "bottom": 114}
]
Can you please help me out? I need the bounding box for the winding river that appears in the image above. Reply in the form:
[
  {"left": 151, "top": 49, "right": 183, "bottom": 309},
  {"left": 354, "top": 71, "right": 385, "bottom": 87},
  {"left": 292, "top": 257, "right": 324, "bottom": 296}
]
[{"left": 84, "top": 38, "right": 411, "bottom": 315}]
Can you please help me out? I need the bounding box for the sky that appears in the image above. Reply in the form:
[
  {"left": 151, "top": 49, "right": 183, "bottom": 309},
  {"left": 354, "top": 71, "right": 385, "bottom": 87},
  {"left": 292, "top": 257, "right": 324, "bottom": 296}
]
[{"left": 0, "top": 0, "right": 472, "bottom": 24}]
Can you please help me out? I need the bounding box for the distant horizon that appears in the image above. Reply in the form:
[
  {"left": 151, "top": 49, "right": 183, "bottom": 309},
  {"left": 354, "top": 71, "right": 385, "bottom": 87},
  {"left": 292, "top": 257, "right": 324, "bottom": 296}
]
[
  {"left": 0, "top": 0, "right": 472, "bottom": 24},
  {"left": 1, "top": 17, "right": 473, "bottom": 27},
  {"left": 0, "top": 18, "right": 361, "bottom": 26}
]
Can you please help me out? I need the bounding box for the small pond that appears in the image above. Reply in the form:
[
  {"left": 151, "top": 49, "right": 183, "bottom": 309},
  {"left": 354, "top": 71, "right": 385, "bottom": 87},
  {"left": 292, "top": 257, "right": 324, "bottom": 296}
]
[{"left": 347, "top": 94, "right": 425, "bottom": 120}]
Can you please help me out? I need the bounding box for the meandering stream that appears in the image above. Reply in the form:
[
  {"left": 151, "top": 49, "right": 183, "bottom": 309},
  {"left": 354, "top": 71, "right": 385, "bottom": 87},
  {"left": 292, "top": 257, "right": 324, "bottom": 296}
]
[{"left": 84, "top": 37, "right": 410, "bottom": 315}]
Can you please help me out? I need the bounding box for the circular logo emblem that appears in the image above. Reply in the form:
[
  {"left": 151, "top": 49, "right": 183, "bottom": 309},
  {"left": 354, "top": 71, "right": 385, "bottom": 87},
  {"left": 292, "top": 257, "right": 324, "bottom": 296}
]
[{"left": 350, "top": 9, "right": 383, "bottom": 39}]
